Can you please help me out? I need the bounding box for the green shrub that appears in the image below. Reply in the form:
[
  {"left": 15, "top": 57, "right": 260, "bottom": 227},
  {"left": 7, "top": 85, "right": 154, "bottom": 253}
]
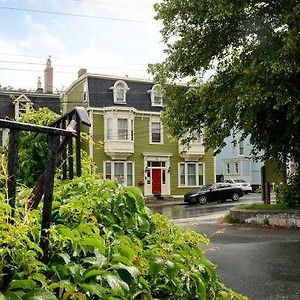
[
  {"left": 0, "top": 174, "right": 247, "bottom": 299},
  {"left": 276, "top": 175, "right": 300, "bottom": 208},
  {"left": 18, "top": 107, "right": 59, "bottom": 187}
]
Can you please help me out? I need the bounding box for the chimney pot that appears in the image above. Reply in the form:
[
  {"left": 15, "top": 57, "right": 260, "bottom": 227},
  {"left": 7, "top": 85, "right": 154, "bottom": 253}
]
[{"left": 78, "top": 68, "right": 87, "bottom": 77}]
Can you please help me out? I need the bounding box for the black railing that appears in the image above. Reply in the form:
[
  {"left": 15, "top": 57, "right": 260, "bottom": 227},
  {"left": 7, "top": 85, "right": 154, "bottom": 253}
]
[
  {"left": 0, "top": 107, "right": 91, "bottom": 261},
  {"left": 50, "top": 107, "right": 91, "bottom": 179}
]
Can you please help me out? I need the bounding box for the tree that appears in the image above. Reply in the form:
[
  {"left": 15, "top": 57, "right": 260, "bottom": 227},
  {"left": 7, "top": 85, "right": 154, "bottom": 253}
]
[{"left": 151, "top": 0, "right": 300, "bottom": 172}]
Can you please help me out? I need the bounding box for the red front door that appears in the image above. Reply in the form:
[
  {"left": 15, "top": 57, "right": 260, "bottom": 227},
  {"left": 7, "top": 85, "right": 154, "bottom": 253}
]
[{"left": 152, "top": 168, "right": 161, "bottom": 194}]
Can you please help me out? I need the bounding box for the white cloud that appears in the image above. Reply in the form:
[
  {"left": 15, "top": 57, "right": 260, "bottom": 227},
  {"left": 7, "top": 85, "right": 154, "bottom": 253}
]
[{"left": 23, "top": 14, "right": 65, "bottom": 51}]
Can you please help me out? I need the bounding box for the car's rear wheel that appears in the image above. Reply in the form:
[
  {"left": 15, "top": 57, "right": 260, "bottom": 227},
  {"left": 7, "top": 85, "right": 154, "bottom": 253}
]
[
  {"left": 232, "top": 193, "right": 240, "bottom": 201},
  {"left": 198, "top": 195, "right": 208, "bottom": 205}
]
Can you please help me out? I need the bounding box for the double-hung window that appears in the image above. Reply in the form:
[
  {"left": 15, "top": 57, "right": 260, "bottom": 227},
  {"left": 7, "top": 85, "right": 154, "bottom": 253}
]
[
  {"left": 106, "top": 118, "right": 113, "bottom": 140},
  {"left": 151, "top": 121, "right": 162, "bottom": 143},
  {"left": 118, "top": 118, "right": 128, "bottom": 140},
  {"left": 179, "top": 162, "right": 204, "bottom": 187},
  {"left": 104, "top": 161, "right": 134, "bottom": 186},
  {"left": 239, "top": 139, "right": 244, "bottom": 156}
]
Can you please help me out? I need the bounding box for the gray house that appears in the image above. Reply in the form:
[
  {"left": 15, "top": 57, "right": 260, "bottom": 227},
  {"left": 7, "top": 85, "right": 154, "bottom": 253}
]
[{"left": 216, "top": 133, "right": 263, "bottom": 189}]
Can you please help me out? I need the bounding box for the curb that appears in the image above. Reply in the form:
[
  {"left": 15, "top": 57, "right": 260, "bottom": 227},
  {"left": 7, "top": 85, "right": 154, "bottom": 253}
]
[{"left": 230, "top": 207, "right": 300, "bottom": 228}]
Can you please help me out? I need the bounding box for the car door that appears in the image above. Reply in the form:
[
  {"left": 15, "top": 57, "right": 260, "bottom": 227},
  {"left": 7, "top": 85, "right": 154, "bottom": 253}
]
[
  {"left": 220, "top": 184, "right": 233, "bottom": 200},
  {"left": 208, "top": 184, "right": 222, "bottom": 201}
]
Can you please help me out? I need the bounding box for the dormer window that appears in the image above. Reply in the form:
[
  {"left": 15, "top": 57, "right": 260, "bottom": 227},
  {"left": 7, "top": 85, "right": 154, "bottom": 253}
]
[
  {"left": 110, "top": 80, "right": 129, "bottom": 104},
  {"left": 13, "top": 94, "right": 33, "bottom": 121},
  {"left": 148, "top": 84, "right": 163, "bottom": 107}
]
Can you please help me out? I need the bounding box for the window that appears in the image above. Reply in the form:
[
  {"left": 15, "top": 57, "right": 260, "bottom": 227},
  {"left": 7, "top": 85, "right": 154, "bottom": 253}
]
[
  {"left": 114, "top": 162, "right": 124, "bottom": 183},
  {"left": 83, "top": 81, "right": 88, "bottom": 102},
  {"left": 239, "top": 139, "right": 244, "bottom": 156},
  {"left": 130, "top": 120, "right": 134, "bottom": 141},
  {"left": 105, "top": 115, "right": 134, "bottom": 141},
  {"left": 226, "top": 163, "right": 231, "bottom": 174},
  {"left": 181, "top": 130, "right": 203, "bottom": 144},
  {"left": 106, "top": 118, "right": 113, "bottom": 140},
  {"left": 110, "top": 80, "right": 129, "bottom": 103},
  {"left": 103, "top": 161, "right": 134, "bottom": 186},
  {"left": 149, "top": 84, "right": 162, "bottom": 106},
  {"left": 179, "top": 162, "right": 204, "bottom": 187},
  {"left": 105, "top": 162, "right": 112, "bottom": 179},
  {"left": 151, "top": 121, "right": 162, "bottom": 143},
  {"left": 235, "top": 162, "right": 239, "bottom": 174},
  {"left": 118, "top": 118, "right": 128, "bottom": 140},
  {"left": 14, "top": 95, "right": 32, "bottom": 120}
]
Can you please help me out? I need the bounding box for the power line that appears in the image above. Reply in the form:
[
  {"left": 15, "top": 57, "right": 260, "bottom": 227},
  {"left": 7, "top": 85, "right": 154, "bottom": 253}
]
[
  {"left": 0, "top": 59, "right": 149, "bottom": 70},
  {"left": 70, "top": 0, "right": 153, "bottom": 11},
  {"left": 0, "top": 53, "right": 151, "bottom": 67},
  {"left": 0, "top": 66, "right": 150, "bottom": 74},
  {"left": 0, "top": 6, "right": 155, "bottom": 24}
]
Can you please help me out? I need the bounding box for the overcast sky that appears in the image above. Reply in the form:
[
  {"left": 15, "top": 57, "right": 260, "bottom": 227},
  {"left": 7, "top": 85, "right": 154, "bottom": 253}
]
[{"left": 0, "top": 0, "right": 164, "bottom": 92}]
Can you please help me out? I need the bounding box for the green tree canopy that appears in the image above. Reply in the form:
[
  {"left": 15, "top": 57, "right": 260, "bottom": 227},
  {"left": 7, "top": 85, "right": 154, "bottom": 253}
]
[{"left": 151, "top": 0, "right": 300, "bottom": 168}]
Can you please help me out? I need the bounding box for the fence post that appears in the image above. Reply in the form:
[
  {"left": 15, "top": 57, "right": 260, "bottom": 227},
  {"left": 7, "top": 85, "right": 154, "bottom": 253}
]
[
  {"left": 68, "top": 115, "right": 74, "bottom": 179},
  {"left": 75, "top": 113, "right": 81, "bottom": 177},
  {"left": 40, "top": 134, "right": 59, "bottom": 262},
  {"left": 61, "top": 117, "right": 67, "bottom": 179},
  {"left": 7, "top": 129, "right": 20, "bottom": 220}
]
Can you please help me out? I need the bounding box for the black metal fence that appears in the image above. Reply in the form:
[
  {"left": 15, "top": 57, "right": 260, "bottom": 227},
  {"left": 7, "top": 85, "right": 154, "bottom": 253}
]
[{"left": 0, "top": 107, "right": 91, "bottom": 261}]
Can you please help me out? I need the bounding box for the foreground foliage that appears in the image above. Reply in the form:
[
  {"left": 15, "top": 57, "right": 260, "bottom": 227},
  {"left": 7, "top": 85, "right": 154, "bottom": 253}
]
[{"left": 0, "top": 173, "right": 246, "bottom": 299}]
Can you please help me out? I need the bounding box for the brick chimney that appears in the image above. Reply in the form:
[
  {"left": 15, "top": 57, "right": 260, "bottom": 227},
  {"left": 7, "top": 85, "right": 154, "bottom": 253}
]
[
  {"left": 44, "top": 55, "right": 53, "bottom": 93},
  {"left": 35, "top": 76, "right": 43, "bottom": 93},
  {"left": 78, "top": 68, "right": 87, "bottom": 78}
]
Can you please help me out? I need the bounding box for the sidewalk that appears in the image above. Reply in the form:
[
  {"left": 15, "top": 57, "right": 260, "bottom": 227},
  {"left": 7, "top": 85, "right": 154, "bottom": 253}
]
[{"left": 145, "top": 197, "right": 183, "bottom": 208}]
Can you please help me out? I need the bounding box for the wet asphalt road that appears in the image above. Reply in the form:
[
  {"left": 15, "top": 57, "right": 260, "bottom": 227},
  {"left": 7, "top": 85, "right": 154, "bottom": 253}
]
[
  {"left": 150, "top": 193, "right": 262, "bottom": 221},
  {"left": 187, "top": 222, "right": 300, "bottom": 300},
  {"left": 150, "top": 194, "right": 300, "bottom": 299}
]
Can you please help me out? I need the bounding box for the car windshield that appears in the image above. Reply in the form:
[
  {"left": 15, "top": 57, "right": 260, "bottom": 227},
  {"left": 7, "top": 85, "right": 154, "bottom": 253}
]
[
  {"left": 233, "top": 179, "right": 246, "bottom": 183},
  {"left": 197, "top": 184, "right": 212, "bottom": 191}
]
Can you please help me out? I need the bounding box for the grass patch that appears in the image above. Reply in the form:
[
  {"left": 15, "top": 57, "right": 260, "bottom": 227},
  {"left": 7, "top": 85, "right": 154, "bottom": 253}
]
[
  {"left": 238, "top": 203, "right": 290, "bottom": 210},
  {"left": 224, "top": 214, "right": 244, "bottom": 224}
]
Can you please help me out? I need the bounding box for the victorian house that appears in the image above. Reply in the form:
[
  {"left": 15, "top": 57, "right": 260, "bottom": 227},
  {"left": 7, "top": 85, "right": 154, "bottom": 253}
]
[{"left": 62, "top": 71, "right": 215, "bottom": 198}]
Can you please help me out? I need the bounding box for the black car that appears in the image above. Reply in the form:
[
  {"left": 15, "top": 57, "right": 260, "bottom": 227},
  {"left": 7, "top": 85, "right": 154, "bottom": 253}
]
[{"left": 184, "top": 183, "right": 244, "bottom": 205}]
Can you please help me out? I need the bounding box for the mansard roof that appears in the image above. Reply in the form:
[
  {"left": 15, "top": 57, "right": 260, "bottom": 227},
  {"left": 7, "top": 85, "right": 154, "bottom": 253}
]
[
  {"left": 86, "top": 74, "right": 163, "bottom": 112},
  {"left": 0, "top": 91, "right": 61, "bottom": 119}
]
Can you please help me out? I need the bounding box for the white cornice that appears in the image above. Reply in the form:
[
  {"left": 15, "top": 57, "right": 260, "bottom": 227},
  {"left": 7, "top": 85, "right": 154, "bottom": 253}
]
[
  {"left": 87, "top": 106, "right": 161, "bottom": 116},
  {"left": 86, "top": 73, "right": 154, "bottom": 84}
]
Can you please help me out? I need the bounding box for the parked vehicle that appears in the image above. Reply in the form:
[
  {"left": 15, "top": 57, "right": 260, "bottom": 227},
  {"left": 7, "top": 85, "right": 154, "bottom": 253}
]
[
  {"left": 224, "top": 179, "right": 252, "bottom": 193},
  {"left": 184, "top": 183, "right": 244, "bottom": 205}
]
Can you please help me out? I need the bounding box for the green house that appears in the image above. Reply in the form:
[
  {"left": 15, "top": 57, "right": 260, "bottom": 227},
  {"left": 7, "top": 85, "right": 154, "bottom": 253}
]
[{"left": 62, "top": 73, "right": 215, "bottom": 198}]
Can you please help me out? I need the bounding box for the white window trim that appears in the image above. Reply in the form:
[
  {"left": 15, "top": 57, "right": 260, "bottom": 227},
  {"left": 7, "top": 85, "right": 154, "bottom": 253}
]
[
  {"left": 13, "top": 94, "right": 33, "bottom": 121},
  {"left": 103, "top": 161, "right": 135, "bottom": 186},
  {"left": 149, "top": 117, "right": 163, "bottom": 144},
  {"left": 104, "top": 111, "right": 134, "bottom": 142},
  {"left": 147, "top": 84, "right": 163, "bottom": 107},
  {"left": 178, "top": 162, "right": 205, "bottom": 188},
  {"left": 110, "top": 80, "right": 130, "bottom": 104}
]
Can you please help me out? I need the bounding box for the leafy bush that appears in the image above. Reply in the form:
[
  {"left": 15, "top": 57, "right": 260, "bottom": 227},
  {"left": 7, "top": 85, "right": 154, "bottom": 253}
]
[
  {"left": 0, "top": 173, "right": 246, "bottom": 299},
  {"left": 18, "top": 107, "right": 59, "bottom": 187},
  {"left": 276, "top": 174, "right": 300, "bottom": 208}
]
